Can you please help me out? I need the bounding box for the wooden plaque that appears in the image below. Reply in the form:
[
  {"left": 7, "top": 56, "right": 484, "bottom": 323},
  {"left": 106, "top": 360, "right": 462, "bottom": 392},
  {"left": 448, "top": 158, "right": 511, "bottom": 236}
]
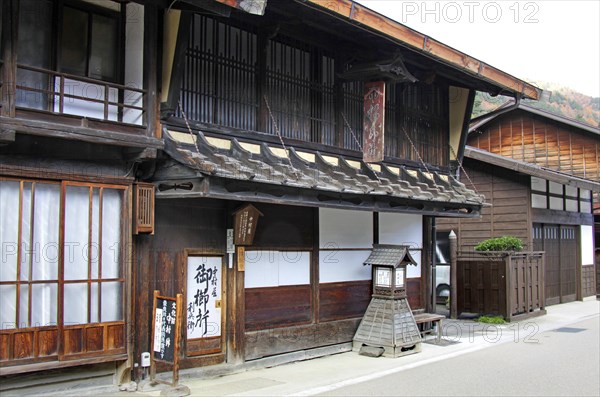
[
  {"left": 233, "top": 204, "right": 263, "bottom": 245},
  {"left": 363, "top": 81, "right": 385, "bottom": 163}
]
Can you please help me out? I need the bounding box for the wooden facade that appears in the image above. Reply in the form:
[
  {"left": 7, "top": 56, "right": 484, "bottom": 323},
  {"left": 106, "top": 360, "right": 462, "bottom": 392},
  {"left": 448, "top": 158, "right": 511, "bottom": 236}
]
[
  {"left": 441, "top": 105, "right": 600, "bottom": 309},
  {"left": 469, "top": 106, "right": 600, "bottom": 203},
  {"left": 1, "top": 0, "right": 543, "bottom": 393}
]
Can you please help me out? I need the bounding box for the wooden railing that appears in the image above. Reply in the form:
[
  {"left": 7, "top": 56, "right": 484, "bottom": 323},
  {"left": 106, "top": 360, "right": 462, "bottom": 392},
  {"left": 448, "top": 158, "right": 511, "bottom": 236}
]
[{"left": 15, "top": 64, "right": 146, "bottom": 125}]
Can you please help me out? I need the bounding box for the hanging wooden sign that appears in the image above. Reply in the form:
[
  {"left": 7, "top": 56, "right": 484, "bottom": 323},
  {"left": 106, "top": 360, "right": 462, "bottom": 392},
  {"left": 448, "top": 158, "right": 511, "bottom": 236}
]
[
  {"left": 363, "top": 81, "right": 386, "bottom": 163},
  {"left": 233, "top": 204, "right": 263, "bottom": 245}
]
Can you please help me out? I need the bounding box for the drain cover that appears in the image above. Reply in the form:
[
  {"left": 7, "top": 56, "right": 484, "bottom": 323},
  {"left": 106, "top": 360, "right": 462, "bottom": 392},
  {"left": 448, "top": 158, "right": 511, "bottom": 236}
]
[{"left": 553, "top": 327, "right": 586, "bottom": 333}]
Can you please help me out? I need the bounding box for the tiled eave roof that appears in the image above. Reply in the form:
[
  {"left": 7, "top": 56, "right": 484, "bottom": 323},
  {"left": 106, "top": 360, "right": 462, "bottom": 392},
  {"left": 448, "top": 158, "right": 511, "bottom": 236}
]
[
  {"left": 364, "top": 245, "right": 417, "bottom": 268},
  {"left": 158, "top": 128, "right": 486, "bottom": 217}
]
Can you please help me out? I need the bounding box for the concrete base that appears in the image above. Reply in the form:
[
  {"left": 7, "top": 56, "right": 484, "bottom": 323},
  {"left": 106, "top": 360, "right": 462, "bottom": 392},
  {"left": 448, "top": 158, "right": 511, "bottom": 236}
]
[
  {"left": 160, "top": 385, "right": 191, "bottom": 397},
  {"left": 353, "top": 340, "right": 422, "bottom": 358}
]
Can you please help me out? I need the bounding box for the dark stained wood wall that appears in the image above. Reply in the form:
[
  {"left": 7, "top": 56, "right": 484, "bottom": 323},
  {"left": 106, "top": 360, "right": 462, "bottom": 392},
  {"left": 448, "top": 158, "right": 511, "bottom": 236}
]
[
  {"left": 468, "top": 109, "right": 600, "bottom": 202},
  {"left": 437, "top": 159, "right": 531, "bottom": 250},
  {"left": 134, "top": 198, "right": 227, "bottom": 369}
]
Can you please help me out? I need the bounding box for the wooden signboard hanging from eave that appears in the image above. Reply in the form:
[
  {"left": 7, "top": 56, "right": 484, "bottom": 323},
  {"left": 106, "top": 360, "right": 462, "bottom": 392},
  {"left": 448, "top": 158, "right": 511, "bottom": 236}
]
[
  {"left": 363, "top": 81, "right": 386, "bottom": 163},
  {"left": 233, "top": 203, "right": 263, "bottom": 245}
]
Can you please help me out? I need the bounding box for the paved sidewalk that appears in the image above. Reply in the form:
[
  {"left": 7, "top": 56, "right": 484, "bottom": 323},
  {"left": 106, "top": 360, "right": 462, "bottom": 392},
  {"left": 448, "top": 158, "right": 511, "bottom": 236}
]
[{"left": 103, "top": 298, "right": 599, "bottom": 397}]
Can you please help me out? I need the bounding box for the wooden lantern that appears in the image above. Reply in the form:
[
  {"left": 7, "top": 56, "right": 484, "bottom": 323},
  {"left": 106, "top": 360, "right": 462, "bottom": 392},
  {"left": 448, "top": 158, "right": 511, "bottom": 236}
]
[{"left": 353, "top": 244, "right": 422, "bottom": 358}]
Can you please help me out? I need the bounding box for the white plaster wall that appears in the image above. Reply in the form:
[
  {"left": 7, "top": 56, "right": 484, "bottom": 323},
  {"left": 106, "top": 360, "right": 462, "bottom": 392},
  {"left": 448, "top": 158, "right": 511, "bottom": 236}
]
[
  {"left": 319, "top": 208, "right": 372, "bottom": 249},
  {"left": 319, "top": 250, "right": 372, "bottom": 283},
  {"left": 581, "top": 225, "right": 594, "bottom": 265},
  {"left": 244, "top": 251, "right": 310, "bottom": 288},
  {"left": 378, "top": 213, "right": 423, "bottom": 278}
]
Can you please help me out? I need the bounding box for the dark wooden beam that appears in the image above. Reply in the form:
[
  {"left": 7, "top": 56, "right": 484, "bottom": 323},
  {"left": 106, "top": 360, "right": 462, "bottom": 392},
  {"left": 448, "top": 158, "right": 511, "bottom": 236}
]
[
  {"left": 144, "top": 3, "right": 161, "bottom": 138},
  {"left": 161, "top": 11, "right": 192, "bottom": 117},
  {"left": 456, "top": 89, "right": 476, "bottom": 163},
  {"left": 1, "top": 117, "right": 164, "bottom": 149},
  {"left": 531, "top": 208, "right": 594, "bottom": 226},
  {"left": 1, "top": 0, "right": 18, "bottom": 118},
  {"left": 0, "top": 128, "right": 16, "bottom": 144}
]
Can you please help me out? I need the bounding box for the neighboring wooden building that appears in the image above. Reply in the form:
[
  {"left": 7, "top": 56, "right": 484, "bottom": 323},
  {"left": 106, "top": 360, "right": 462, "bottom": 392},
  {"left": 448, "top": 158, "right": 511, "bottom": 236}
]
[
  {"left": 439, "top": 104, "right": 600, "bottom": 306},
  {"left": 0, "top": 0, "right": 541, "bottom": 392}
]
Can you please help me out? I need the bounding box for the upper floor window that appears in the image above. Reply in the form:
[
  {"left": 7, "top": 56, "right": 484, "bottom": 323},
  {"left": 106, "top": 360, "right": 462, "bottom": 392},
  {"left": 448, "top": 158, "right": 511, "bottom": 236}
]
[
  {"left": 530, "top": 176, "right": 592, "bottom": 214},
  {"left": 60, "top": 4, "right": 120, "bottom": 82}
]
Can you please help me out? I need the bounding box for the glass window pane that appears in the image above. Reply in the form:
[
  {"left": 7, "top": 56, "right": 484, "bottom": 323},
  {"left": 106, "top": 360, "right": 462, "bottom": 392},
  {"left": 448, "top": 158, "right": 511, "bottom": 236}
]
[
  {"left": 19, "top": 284, "right": 29, "bottom": 328},
  {"left": 580, "top": 190, "right": 591, "bottom": 200},
  {"left": 31, "top": 283, "right": 57, "bottom": 327},
  {"left": 20, "top": 183, "right": 32, "bottom": 280},
  {"left": 530, "top": 177, "right": 546, "bottom": 192},
  {"left": 90, "top": 282, "right": 99, "bottom": 323},
  {"left": 531, "top": 194, "right": 546, "bottom": 209},
  {"left": 64, "top": 186, "right": 90, "bottom": 280},
  {"left": 566, "top": 199, "right": 578, "bottom": 212},
  {"left": 64, "top": 283, "right": 88, "bottom": 325},
  {"left": 580, "top": 201, "right": 591, "bottom": 214},
  {"left": 0, "top": 181, "right": 20, "bottom": 281},
  {"left": 16, "top": 0, "right": 53, "bottom": 110},
  {"left": 32, "top": 183, "right": 60, "bottom": 281},
  {"left": 549, "top": 181, "right": 563, "bottom": 195},
  {"left": 0, "top": 285, "right": 17, "bottom": 329},
  {"left": 565, "top": 185, "right": 578, "bottom": 198},
  {"left": 90, "top": 14, "right": 118, "bottom": 81},
  {"left": 102, "top": 189, "right": 122, "bottom": 279},
  {"left": 101, "top": 282, "right": 123, "bottom": 322},
  {"left": 550, "top": 196, "right": 563, "bottom": 210},
  {"left": 61, "top": 7, "right": 89, "bottom": 77},
  {"left": 91, "top": 189, "right": 100, "bottom": 279}
]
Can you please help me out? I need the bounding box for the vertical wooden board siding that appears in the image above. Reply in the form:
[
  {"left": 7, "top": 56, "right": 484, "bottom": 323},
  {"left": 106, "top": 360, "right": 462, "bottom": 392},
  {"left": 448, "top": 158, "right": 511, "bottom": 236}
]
[
  {"left": 63, "top": 328, "right": 83, "bottom": 356},
  {"left": 134, "top": 199, "right": 226, "bottom": 365},
  {"left": 407, "top": 278, "right": 422, "bottom": 309},
  {"left": 318, "top": 280, "right": 371, "bottom": 321},
  {"left": 250, "top": 203, "right": 314, "bottom": 248},
  {"left": 0, "top": 334, "right": 10, "bottom": 360},
  {"left": 85, "top": 327, "right": 104, "bottom": 352},
  {"left": 245, "top": 285, "right": 311, "bottom": 331},
  {"left": 245, "top": 318, "right": 361, "bottom": 361},
  {"left": 38, "top": 329, "right": 58, "bottom": 356},
  {"left": 13, "top": 332, "right": 34, "bottom": 359},
  {"left": 107, "top": 324, "right": 125, "bottom": 350},
  {"left": 437, "top": 160, "right": 530, "bottom": 251},
  {"left": 581, "top": 266, "right": 596, "bottom": 298},
  {"left": 468, "top": 109, "right": 600, "bottom": 187}
]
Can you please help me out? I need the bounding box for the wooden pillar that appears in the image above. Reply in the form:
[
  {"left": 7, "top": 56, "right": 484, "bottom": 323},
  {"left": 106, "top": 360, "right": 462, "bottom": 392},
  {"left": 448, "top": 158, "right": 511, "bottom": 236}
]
[
  {"left": 1, "top": 0, "right": 18, "bottom": 117},
  {"left": 144, "top": 3, "right": 160, "bottom": 138},
  {"left": 422, "top": 216, "right": 433, "bottom": 313},
  {"left": 449, "top": 230, "right": 458, "bottom": 319},
  {"left": 256, "top": 29, "right": 268, "bottom": 133}
]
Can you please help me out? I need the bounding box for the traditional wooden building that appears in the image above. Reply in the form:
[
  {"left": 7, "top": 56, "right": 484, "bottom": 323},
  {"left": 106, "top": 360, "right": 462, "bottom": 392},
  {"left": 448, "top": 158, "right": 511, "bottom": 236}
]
[
  {"left": 439, "top": 103, "right": 600, "bottom": 306},
  {"left": 0, "top": 0, "right": 541, "bottom": 393}
]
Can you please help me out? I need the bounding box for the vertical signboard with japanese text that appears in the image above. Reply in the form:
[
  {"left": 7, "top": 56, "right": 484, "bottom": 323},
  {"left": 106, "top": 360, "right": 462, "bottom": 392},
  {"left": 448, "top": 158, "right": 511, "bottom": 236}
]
[
  {"left": 363, "top": 81, "right": 385, "bottom": 163},
  {"left": 186, "top": 256, "right": 223, "bottom": 341},
  {"left": 153, "top": 297, "right": 177, "bottom": 362}
]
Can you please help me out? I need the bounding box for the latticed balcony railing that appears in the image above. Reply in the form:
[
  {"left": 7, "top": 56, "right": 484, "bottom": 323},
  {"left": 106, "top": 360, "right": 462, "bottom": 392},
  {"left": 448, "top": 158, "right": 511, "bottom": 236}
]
[{"left": 14, "top": 64, "right": 146, "bottom": 126}]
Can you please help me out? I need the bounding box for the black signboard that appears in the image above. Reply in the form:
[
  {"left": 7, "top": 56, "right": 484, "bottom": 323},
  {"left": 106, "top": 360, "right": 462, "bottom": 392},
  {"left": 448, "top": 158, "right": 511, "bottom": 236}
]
[
  {"left": 153, "top": 296, "right": 177, "bottom": 362},
  {"left": 150, "top": 291, "right": 183, "bottom": 388}
]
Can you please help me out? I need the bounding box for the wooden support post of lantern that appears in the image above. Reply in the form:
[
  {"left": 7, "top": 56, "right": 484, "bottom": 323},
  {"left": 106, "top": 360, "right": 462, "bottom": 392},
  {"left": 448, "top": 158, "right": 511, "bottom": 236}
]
[{"left": 353, "top": 245, "right": 422, "bottom": 358}]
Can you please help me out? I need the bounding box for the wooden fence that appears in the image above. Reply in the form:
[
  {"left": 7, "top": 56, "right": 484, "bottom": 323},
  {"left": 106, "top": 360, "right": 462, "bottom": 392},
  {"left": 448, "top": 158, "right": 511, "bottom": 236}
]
[{"left": 457, "top": 251, "right": 546, "bottom": 321}]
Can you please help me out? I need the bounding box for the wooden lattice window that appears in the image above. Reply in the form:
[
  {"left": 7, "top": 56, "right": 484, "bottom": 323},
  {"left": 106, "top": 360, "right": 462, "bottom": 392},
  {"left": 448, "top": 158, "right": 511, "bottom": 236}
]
[{"left": 134, "top": 183, "right": 155, "bottom": 234}]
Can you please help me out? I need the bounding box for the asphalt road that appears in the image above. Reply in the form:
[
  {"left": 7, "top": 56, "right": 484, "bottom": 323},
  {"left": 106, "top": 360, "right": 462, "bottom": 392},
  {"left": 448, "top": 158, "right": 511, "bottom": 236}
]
[{"left": 318, "top": 317, "right": 600, "bottom": 396}]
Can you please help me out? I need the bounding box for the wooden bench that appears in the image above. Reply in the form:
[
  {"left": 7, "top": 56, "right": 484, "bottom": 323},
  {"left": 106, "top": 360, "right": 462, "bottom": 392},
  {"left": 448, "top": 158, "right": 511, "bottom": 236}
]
[{"left": 413, "top": 313, "right": 445, "bottom": 343}]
